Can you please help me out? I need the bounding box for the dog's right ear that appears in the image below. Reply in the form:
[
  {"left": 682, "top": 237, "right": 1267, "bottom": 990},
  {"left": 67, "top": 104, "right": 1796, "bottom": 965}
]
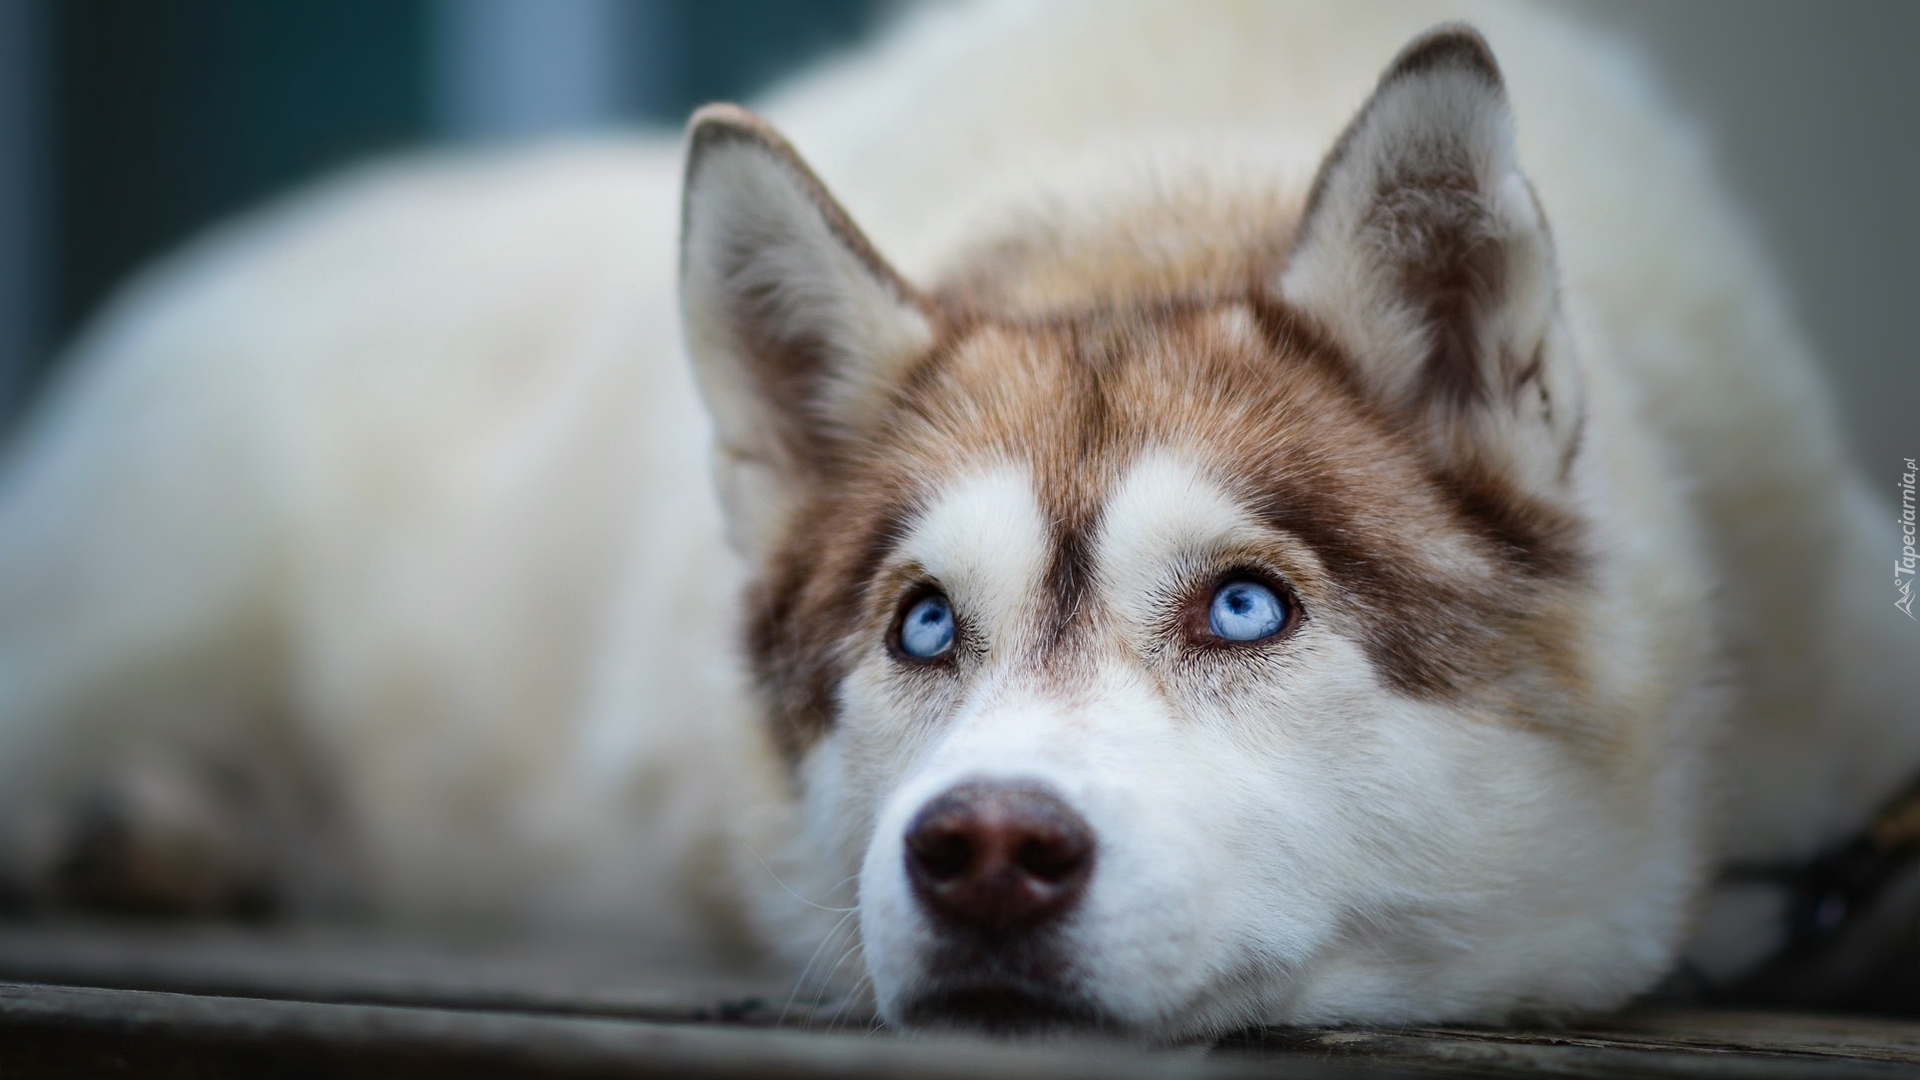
[
  {"left": 1279, "top": 26, "right": 1580, "bottom": 501},
  {"left": 680, "top": 106, "right": 935, "bottom": 559}
]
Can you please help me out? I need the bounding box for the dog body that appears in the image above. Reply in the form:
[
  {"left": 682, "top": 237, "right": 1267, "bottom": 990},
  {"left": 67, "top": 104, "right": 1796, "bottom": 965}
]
[{"left": 2, "top": 0, "right": 1914, "bottom": 1037}]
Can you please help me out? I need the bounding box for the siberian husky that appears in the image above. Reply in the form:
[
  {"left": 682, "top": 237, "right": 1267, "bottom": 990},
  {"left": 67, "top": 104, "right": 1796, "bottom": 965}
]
[{"left": 1, "top": 0, "right": 1915, "bottom": 1040}]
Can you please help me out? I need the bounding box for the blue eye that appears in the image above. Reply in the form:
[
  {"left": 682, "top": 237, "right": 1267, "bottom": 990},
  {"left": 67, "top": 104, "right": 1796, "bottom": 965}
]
[
  {"left": 897, "top": 592, "right": 956, "bottom": 659},
  {"left": 1207, "top": 580, "right": 1288, "bottom": 642}
]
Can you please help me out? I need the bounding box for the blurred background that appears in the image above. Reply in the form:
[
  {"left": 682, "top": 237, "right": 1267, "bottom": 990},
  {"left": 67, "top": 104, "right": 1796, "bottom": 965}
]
[{"left": 0, "top": 0, "right": 1912, "bottom": 470}]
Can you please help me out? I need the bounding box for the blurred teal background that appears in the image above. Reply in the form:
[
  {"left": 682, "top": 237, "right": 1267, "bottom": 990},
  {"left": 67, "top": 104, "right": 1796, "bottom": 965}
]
[
  {"left": 0, "top": 1, "right": 1912, "bottom": 470},
  {"left": 0, "top": 0, "right": 886, "bottom": 431}
]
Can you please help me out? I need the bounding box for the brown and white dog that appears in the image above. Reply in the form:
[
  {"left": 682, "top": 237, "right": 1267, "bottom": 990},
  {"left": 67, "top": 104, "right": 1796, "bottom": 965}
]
[{"left": 1, "top": 0, "right": 1914, "bottom": 1040}]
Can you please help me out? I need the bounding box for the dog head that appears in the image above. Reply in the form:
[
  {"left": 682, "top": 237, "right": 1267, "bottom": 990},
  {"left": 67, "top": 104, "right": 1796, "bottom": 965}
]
[{"left": 679, "top": 26, "right": 1693, "bottom": 1038}]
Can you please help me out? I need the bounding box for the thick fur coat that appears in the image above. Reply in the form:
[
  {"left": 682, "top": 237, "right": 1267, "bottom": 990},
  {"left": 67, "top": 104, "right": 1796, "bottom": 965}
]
[{"left": 1, "top": 0, "right": 1914, "bottom": 1038}]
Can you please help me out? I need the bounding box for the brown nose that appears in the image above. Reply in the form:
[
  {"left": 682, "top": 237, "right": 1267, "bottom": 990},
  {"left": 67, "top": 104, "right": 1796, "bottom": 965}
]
[{"left": 904, "top": 782, "right": 1095, "bottom": 933}]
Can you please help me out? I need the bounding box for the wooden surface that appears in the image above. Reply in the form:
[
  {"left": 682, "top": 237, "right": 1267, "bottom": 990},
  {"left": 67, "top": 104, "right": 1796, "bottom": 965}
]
[{"left": 1, "top": 922, "right": 1917, "bottom": 1078}]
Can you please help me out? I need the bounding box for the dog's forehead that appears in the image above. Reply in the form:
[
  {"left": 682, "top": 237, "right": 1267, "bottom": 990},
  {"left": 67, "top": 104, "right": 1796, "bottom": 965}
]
[
  {"left": 865, "top": 301, "right": 1420, "bottom": 641},
  {"left": 885, "top": 305, "right": 1325, "bottom": 546},
  {"left": 877, "top": 300, "right": 1406, "bottom": 530}
]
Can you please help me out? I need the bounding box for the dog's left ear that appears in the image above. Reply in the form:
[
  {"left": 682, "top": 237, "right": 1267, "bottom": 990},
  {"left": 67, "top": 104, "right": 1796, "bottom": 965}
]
[
  {"left": 680, "top": 105, "right": 935, "bottom": 558},
  {"left": 1280, "top": 25, "right": 1580, "bottom": 495}
]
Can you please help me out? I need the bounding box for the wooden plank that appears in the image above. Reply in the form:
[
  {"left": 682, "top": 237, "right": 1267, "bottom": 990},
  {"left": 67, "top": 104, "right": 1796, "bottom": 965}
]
[
  {"left": 0, "top": 921, "right": 799, "bottom": 1024},
  {"left": 0, "top": 981, "right": 1360, "bottom": 1080},
  {"left": 5, "top": 922, "right": 1920, "bottom": 1078},
  {"left": 1227, "top": 1015, "right": 1920, "bottom": 1079},
  {"left": 1584, "top": 1008, "right": 1920, "bottom": 1063}
]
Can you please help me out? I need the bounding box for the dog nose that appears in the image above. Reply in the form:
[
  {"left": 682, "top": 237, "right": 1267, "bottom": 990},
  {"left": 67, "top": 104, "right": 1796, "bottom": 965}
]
[{"left": 904, "top": 781, "right": 1094, "bottom": 933}]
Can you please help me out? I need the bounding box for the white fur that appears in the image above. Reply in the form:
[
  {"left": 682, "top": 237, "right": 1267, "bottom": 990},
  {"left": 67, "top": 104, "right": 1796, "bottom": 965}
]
[
  {"left": 897, "top": 466, "right": 1054, "bottom": 650},
  {"left": 0, "top": 0, "right": 1913, "bottom": 1039}
]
